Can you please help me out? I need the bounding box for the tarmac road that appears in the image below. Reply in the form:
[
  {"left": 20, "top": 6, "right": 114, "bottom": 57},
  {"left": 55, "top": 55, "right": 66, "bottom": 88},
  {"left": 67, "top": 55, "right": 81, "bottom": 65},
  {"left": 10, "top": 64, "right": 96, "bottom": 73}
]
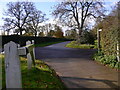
[{"left": 35, "top": 41, "right": 119, "bottom": 89}]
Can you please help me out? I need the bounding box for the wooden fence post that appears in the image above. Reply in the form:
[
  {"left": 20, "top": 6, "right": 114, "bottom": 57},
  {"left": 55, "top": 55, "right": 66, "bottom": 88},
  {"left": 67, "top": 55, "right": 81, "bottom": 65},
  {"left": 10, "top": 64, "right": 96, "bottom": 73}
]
[{"left": 4, "top": 41, "right": 22, "bottom": 88}]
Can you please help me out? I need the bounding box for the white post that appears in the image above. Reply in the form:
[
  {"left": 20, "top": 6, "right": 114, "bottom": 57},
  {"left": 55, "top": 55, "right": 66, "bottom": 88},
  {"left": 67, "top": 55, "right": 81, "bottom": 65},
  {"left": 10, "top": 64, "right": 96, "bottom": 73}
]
[
  {"left": 32, "top": 40, "right": 34, "bottom": 44},
  {"left": 26, "top": 40, "right": 31, "bottom": 46},
  {"left": 4, "top": 41, "right": 22, "bottom": 88},
  {"left": 117, "top": 41, "right": 120, "bottom": 62},
  {"left": 32, "top": 40, "right": 35, "bottom": 60},
  {"left": 26, "top": 40, "right": 32, "bottom": 69},
  {"left": 17, "top": 44, "right": 20, "bottom": 48},
  {"left": 27, "top": 53, "right": 32, "bottom": 69},
  {"left": 97, "top": 29, "right": 102, "bottom": 53}
]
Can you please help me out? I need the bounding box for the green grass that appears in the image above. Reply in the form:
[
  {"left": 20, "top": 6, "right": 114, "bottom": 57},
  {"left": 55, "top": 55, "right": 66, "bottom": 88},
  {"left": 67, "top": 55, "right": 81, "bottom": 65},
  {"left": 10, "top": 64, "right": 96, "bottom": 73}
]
[
  {"left": 66, "top": 41, "right": 95, "bottom": 49},
  {"left": 34, "top": 41, "right": 65, "bottom": 47},
  {"left": 1, "top": 54, "right": 66, "bottom": 89}
]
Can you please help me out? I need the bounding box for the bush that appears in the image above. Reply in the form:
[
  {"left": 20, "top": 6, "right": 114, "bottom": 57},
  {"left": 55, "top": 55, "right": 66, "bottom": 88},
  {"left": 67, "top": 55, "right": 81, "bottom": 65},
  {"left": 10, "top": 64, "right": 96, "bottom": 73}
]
[
  {"left": 92, "top": 6, "right": 120, "bottom": 62},
  {"left": 93, "top": 52, "right": 120, "bottom": 69},
  {"left": 80, "top": 31, "right": 95, "bottom": 44},
  {"left": 94, "top": 40, "right": 98, "bottom": 49}
]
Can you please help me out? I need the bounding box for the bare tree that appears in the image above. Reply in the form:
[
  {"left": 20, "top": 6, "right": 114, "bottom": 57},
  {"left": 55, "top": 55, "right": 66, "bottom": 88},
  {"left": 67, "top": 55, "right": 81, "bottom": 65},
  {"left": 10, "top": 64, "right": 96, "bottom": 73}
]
[
  {"left": 2, "top": 1, "right": 45, "bottom": 35},
  {"left": 1, "top": 21, "right": 15, "bottom": 35},
  {"left": 26, "top": 11, "right": 47, "bottom": 37},
  {"left": 52, "top": 0, "right": 106, "bottom": 42}
]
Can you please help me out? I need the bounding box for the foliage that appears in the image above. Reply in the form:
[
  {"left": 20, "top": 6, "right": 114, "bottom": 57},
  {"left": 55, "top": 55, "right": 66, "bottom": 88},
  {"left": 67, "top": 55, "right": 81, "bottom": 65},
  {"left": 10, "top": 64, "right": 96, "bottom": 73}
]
[
  {"left": 93, "top": 52, "right": 120, "bottom": 69},
  {"left": 52, "top": 0, "right": 105, "bottom": 40},
  {"left": 100, "top": 16, "right": 119, "bottom": 56},
  {"left": 80, "top": 30, "right": 95, "bottom": 44},
  {"left": 54, "top": 25, "right": 64, "bottom": 38},
  {"left": 66, "top": 41, "right": 95, "bottom": 49},
  {"left": 94, "top": 40, "right": 98, "bottom": 49},
  {"left": 54, "top": 30, "right": 64, "bottom": 38},
  {"left": 92, "top": 2, "right": 120, "bottom": 57},
  {"left": 38, "top": 32, "right": 45, "bottom": 37},
  {"left": 48, "top": 30, "right": 55, "bottom": 37},
  {"left": 1, "top": 54, "right": 66, "bottom": 89},
  {"left": 23, "top": 32, "right": 34, "bottom": 36},
  {"left": 91, "top": 2, "right": 120, "bottom": 69},
  {"left": 65, "top": 29, "right": 77, "bottom": 39}
]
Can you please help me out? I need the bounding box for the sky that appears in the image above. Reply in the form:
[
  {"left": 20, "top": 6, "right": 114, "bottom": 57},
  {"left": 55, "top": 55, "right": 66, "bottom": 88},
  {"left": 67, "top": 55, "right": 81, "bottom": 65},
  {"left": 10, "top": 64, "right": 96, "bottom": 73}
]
[
  {"left": 0, "top": 1, "right": 58, "bottom": 26},
  {"left": 0, "top": 0, "right": 119, "bottom": 34}
]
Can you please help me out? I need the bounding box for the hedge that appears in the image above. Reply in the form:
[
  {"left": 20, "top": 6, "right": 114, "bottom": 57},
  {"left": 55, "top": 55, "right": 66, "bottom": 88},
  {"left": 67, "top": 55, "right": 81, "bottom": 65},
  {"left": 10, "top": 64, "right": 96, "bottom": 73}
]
[
  {"left": 100, "top": 16, "right": 119, "bottom": 56},
  {"left": 1, "top": 35, "right": 72, "bottom": 47}
]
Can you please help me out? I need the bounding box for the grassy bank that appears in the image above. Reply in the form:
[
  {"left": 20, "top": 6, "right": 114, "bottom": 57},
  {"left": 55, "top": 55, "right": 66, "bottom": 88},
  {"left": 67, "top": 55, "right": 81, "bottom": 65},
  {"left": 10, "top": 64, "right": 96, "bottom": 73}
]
[
  {"left": 1, "top": 54, "right": 66, "bottom": 89},
  {"left": 66, "top": 41, "right": 95, "bottom": 49}
]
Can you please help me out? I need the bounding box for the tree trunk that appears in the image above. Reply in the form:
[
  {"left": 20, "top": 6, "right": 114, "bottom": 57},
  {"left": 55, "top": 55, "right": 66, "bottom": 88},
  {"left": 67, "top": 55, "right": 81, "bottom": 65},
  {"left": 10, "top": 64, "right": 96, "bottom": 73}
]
[
  {"left": 76, "top": 26, "right": 82, "bottom": 44},
  {"left": 20, "top": 29, "right": 22, "bottom": 35},
  {"left": 35, "top": 31, "right": 37, "bottom": 37}
]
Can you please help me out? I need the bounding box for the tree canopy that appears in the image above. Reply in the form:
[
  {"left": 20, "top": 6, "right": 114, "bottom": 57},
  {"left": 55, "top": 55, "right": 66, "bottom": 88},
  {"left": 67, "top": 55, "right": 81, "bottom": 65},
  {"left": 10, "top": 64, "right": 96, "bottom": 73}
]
[
  {"left": 52, "top": 0, "right": 106, "bottom": 41},
  {"left": 2, "top": 1, "right": 46, "bottom": 36}
]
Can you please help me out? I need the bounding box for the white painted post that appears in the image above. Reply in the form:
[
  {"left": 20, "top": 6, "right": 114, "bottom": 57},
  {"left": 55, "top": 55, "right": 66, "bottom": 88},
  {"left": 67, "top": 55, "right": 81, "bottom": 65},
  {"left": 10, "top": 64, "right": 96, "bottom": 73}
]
[
  {"left": 17, "top": 44, "right": 20, "bottom": 48},
  {"left": 26, "top": 40, "right": 31, "bottom": 46},
  {"left": 27, "top": 53, "right": 32, "bottom": 69},
  {"left": 4, "top": 41, "right": 22, "bottom": 88},
  {"left": 32, "top": 40, "right": 34, "bottom": 44},
  {"left": 26, "top": 40, "right": 32, "bottom": 69},
  {"left": 32, "top": 40, "right": 35, "bottom": 60},
  {"left": 117, "top": 41, "right": 120, "bottom": 62},
  {"left": 97, "top": 29, "right": 102, "bottom": 53}
]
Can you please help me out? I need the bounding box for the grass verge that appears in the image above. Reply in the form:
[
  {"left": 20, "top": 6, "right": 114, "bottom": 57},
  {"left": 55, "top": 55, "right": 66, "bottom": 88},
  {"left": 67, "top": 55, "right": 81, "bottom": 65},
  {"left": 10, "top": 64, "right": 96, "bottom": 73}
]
[
  {"left": 66, "top": 41, "right": 95, "bottom": 49},
  {"left": 1, "top": 54, "right": 66, "bottom": 89}
]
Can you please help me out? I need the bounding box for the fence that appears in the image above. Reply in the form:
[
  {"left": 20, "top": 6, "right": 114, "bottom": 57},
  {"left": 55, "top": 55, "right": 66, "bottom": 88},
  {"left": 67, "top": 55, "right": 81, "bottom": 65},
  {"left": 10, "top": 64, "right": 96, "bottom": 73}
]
[{"left": 4, "top": 40, "right": 35, "bottom": 88}]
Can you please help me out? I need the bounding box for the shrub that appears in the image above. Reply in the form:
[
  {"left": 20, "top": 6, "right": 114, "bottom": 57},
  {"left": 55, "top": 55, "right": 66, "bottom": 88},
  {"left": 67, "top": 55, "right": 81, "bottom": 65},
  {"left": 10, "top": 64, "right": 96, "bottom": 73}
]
[
  {"left": 80, "top": 30, "right": 95, "bottom": 44},
  {"left": 94, "top": 40, "right": 98, "bottom": 49},
  {"left": 93, "top": 52, "right": 119, "bottom": 69}
]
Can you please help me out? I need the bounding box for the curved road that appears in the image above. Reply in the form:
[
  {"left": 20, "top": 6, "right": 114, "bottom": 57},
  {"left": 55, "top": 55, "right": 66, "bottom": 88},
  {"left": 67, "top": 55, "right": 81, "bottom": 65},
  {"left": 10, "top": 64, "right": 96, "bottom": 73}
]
[{"left": 35, "top": 41, "right": 118, "bottom": 89}]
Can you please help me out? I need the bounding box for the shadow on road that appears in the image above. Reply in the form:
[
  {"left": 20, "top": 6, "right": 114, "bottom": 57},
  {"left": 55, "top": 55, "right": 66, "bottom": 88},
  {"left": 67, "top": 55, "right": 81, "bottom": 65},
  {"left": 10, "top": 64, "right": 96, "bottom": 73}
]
[{"left": 61, "top": 76, "right": 118, "bottom": 89}]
